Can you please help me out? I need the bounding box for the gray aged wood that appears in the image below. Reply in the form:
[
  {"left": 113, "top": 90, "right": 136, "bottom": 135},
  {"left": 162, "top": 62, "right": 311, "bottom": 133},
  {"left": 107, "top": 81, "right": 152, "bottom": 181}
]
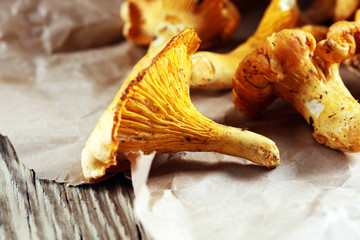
[{"left": 0, "top": 134, "right": 150, "bottom": 240}]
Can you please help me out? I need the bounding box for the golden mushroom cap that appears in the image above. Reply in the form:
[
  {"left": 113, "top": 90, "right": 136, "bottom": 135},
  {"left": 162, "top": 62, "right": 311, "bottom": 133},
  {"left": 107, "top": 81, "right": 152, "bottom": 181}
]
[
  {"left": 120, "top": 0, "right": 240, "bottom": 49},
  {"left": 81, "top": 29, "right": 201, "bottom": 182},
  {"left": 334, "top": 0, "right": 360, "bottom": 21}
]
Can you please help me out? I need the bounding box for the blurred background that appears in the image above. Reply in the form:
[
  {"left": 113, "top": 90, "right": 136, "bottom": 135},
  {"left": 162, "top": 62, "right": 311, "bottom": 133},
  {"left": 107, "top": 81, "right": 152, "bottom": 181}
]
[{"left": 0, "top": 0, "right": 314, "bottom": 55}]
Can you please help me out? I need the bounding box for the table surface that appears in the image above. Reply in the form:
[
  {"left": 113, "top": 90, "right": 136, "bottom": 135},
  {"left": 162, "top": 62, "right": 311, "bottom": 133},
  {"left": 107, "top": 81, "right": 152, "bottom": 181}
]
[{"left": 0, "top": 134, "right": 150, "bottom": 240}]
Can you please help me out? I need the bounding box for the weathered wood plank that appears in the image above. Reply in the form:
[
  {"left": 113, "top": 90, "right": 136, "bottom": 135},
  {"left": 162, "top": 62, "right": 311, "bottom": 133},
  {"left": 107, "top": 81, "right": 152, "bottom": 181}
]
[{"left": 0, "top": 134, "right": 151, "bottom": 240}]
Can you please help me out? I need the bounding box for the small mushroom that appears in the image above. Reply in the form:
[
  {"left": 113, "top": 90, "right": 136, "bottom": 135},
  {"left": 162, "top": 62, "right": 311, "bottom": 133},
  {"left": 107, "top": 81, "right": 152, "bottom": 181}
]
[
  {"left": 81, "top": 29, "right": 280, "bottom": 182},
  {"left": 332, "top": 14, "right": 360, "bottom": 73},
  {"left": 232, "top": 28, "right": 360, "bottom": 152},
  {"left": 334, "top": 0, "right": 360, "bottom": 21},
  {"left": 315, "top": 20, "right": 360, "bottom": 64},
  {"left": 301, "top": 0, "right": 360, "bottom": 24},
  {"left": 356, "top": 8, "right": 360, "bottom": 22},
  {"left": 300, "top": 0, "right": 336, "bottom": 24},
  {"left": 190, "top": 0, "right": 299, "bottom": 90},
  {"left": 120, "top": 0, "right": 240, "bottom": 52}
]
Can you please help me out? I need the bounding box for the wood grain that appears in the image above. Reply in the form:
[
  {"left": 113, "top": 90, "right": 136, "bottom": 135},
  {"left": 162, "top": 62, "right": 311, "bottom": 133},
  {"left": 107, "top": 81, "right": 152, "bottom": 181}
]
[{"left": 0, "top": 134, "right": 151, "bottom": 240}]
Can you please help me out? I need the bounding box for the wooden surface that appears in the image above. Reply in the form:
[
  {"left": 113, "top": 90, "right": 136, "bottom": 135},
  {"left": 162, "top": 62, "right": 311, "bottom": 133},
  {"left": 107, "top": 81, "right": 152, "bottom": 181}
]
[{"left": 0, "top": 134, "right": 150, "bottom": 240}]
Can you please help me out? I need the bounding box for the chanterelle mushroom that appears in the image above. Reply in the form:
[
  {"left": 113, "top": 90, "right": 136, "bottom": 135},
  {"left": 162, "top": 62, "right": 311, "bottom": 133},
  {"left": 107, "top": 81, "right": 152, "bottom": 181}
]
[
  {"left": 81, "top": 29, "right": 280, "bottom": 182},
  {"left": 334, "top": 14, "right": 360, "bottom": 73},
  {"left": 120, "top": 0, "right": 240, "bottom": 52},
  {"left": 300, "top": 0, "right": 335, "bottom": 24},
  {"left": 301, "top": 0, "right": 360, "bottom": 24},
  {"left": 190, "top": 0, "right": 299, "bottom": 90},
  {"left": 334, "top": 0, "right": 360, "bottom": 21},
  {"left": 233, "top": 28, "right": 360, "bottom": 152}
]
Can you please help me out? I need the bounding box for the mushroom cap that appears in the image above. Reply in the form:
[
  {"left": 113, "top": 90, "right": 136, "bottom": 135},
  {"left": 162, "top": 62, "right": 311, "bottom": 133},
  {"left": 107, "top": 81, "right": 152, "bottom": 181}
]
[
  {"left": 120, "top": 0, "right": 240, "bottom": 49},
  {"left": 81, "top": 29, "right": 202, "bottom": 182},
  {"left": 334, "top": 0, "right": 360, "bottom": 21},
  {"left": 301, "top": 0, "right": 360, "bottom": 24},
  {"left": 300, "top": 0, "right": 336, "bottom": 25},
  {"left": 316, "top": 20, "right": 360, "bottom": 64}
]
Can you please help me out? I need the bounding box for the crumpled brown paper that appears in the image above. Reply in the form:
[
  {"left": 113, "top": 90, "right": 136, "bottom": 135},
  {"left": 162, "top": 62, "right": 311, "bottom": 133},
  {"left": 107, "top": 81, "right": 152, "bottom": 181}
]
[
  {"left": 2, "top": 0, "right": 360, "bottom": 239},
  {"left": 1, "top": 0, "right": 123, "bottom": 54},
  {"left": 131, "top": 91, "right": 360, "bottom": 239},
  {"left": 130, "top": 68, "right": 360, "bottom": 240},
  {"left": 0, "top": 0, "right": 144, "bottom": 184}
]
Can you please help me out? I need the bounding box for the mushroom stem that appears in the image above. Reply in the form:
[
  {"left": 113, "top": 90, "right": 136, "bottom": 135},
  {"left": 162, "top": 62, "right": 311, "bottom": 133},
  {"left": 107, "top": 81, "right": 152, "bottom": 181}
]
[
  {"left": 117, "top": 121, "right": 280, "bottom": 168},
  {"left": 275, "top": 64, "right": 360, "bottom": 152},
  {"left": 148, "top": 23, "right": 185, "bottom": 52},
  {"left": 207, "top": 124, "right": 279, "bottom": 168},
  {"left": 190, "top": 0, "right": 299, "bottom": 89}
]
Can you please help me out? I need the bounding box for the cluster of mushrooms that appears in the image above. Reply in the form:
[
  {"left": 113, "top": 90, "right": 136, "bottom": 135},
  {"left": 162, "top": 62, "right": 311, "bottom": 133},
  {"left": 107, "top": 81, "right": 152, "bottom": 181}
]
[{"left": 81, "top": 0, "right": 360, "bottom": 182}]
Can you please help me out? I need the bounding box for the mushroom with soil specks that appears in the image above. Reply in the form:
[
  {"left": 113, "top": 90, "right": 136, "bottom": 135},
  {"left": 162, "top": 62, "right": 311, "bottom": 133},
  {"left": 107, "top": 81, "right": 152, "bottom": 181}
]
[
  {"left": 233, "top": 28, "right": 360, "bottom": 152},
  {"left": 301, "top": 0, "right": 360, "bottom": 24}
]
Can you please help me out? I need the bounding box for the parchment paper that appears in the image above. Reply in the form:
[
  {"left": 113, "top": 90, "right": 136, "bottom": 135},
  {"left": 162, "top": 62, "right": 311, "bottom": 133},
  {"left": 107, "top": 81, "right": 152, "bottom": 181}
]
[
  {"left": 0, "top": 0, "right": 143, "bottom": 184},
  {"left": 1, "top": 0, "right": 360, "bottom": 239},
  {"left": 132, "top": 92, "right": 360, "bottom": 240}
]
